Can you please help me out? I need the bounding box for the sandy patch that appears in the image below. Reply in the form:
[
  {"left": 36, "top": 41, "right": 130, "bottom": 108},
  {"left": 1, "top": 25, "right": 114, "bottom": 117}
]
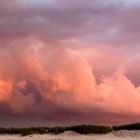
[{"left": 0, "top": 131, "right": 140, "bottom": 140}]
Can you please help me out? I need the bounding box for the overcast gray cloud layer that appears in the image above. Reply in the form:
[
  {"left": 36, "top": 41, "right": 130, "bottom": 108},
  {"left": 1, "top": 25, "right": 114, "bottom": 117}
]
[{"left": 0, "top": 0, "right": 140, "bottom": 46}]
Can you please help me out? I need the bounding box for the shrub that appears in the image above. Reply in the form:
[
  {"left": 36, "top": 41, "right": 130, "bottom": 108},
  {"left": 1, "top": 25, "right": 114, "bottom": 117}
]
[
  {"left": 113, "top": 123, "right": 140, "bottom": 131},
  {"left": 0, "top": 124, "right": 112, "bottom": 136},
  {"left": 67, "top": 125, "right": 112, "bottom": 134}
]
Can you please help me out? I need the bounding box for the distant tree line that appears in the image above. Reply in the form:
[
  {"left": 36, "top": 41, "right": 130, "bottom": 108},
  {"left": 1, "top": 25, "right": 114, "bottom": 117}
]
[
  {"left": 113, "top": 123, "right": 140, "bottom": 131},
  {"left": 0, "top": 123, "right": 140, "bottom": 136},
  {"left": 0, "top": 125, "right": 112, "bottom": 136}
]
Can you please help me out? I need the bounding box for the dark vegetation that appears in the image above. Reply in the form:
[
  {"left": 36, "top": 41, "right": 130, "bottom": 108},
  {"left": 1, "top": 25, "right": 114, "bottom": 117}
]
[
  {"left": 0, "top": 123, "right": 140, "bottom": 136},
  {"left": 0, "top": 125, "right": 112, "bottom": 136},
  {"left": 66, "top": 125, "right": 112, "bottom": 134},
  {"left": 113, "top": 123, "right": 140, "bottom": 131}
]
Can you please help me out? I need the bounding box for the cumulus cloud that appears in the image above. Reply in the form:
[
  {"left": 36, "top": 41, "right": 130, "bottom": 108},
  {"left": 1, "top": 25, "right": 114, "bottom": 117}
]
[
  {"left": 0, "top": 40, "right": 139, "bottom": 125},
  {"left": 0, "top": 0, "right": 140, "bottom": 125}
]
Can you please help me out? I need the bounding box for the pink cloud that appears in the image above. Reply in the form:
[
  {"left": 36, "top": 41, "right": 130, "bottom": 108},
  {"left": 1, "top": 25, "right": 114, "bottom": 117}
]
[{"left": 0, "top": 0, "right": 140, "bottom": 126}]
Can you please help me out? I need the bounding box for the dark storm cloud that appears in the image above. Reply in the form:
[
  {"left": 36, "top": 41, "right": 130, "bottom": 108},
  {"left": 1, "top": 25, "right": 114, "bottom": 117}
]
[
  {"left": 0, "top": 0, "right": 139, "bottom": 42},
  {"left": 0, "top": 0, "right": 140, "bottom": 45}
]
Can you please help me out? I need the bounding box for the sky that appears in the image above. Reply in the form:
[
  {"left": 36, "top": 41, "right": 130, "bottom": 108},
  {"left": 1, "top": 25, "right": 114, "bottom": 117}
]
[{"left": 0, "top": 0, "right": 140, "bottom": 126}]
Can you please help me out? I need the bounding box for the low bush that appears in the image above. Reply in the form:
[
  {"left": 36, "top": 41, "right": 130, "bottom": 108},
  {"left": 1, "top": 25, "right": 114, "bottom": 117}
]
[
  {"left": 67, "top": 125, "right": 112, "bottom": 134},
  {"left": 113, "top": 123, "right": 140, "bottom": 131},
  {"left": 0, "top": 124, "right": 113, "bottom": 136}
]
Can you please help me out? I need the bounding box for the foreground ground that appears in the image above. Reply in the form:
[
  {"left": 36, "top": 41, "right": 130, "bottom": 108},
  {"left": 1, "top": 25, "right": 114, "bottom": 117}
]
[{"left": 0, "top": 130, "right": 140, "bottom": 140}]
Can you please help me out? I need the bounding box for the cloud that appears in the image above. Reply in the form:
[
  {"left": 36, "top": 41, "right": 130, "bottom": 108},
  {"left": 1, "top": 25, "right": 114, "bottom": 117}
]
[
  {"left": 0, "top": 0, "right": 140, "bottom": 125},
  {"left": 0, "top": 40, "right": 139, "bottom": 125}
]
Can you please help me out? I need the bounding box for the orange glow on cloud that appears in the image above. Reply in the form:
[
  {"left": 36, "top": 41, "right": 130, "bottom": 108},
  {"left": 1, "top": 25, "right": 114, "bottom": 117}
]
[
  {"left": 0, "top": 80, "right": 12, "bottom": 101},
  {"left": 0, "top": 41, "right": 140, "bottom": 124},
  {"left": 1, "top": 0, "right": 140, "bottom": 126}
]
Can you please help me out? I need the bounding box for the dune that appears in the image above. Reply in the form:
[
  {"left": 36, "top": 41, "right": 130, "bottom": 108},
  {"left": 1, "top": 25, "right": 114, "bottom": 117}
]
[
  {"left": 0, "top": 130, "right": 140, "bottom": 140},
  {"left": 112, "top": 130, "right": 140, "bottom": 137},
  {"left": 60, "top": 130, "right": 80, "bottom": 136}
]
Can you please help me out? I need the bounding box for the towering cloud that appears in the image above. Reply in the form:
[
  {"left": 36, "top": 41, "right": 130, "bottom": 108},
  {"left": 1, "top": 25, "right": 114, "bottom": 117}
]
[{"left": 0, "top": 0, "right": 140, "bottom": 126}]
